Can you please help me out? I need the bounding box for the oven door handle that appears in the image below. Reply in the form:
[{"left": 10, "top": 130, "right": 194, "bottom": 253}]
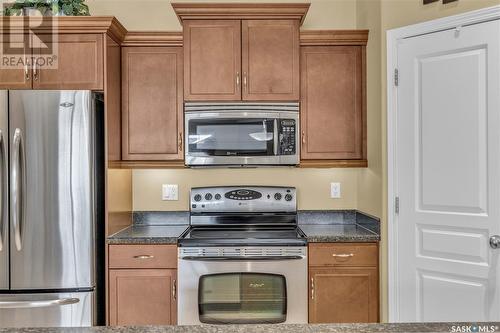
[{"left": 180, "top": 255, "right": 305, "bottom": 261}]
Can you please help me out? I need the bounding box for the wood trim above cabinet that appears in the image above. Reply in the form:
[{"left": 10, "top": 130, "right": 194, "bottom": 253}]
[
  {"left": 0, "top": 16, "right": 127, "bottom": 43},
  {"left": 108, "top": 160, "right": 186, "bottom": 169},
  {"left": 300, "top": 160, "right": 368, "bottom": 168},
  {"left": 122, "top": 31, "right": 183, "bottom": 47},
  {"left": 172, "top": 3, "right": 310, "bottom": 25},
  {"left": 300, "top": 30, "right": 369, "bottom": 46}
]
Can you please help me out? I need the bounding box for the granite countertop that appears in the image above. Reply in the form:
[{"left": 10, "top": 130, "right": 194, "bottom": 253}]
[
  {"left": 107, "top": 225, "right": 188, "bottom": 245},
  {"left": 299, "top": 224, "right": 380, "bottom": 242},
  {"left": 106, "top": 210, "right": 381, "bottom": 244},
  {"left": 0, "top": 323, "right": 491, "bottom": 333}
]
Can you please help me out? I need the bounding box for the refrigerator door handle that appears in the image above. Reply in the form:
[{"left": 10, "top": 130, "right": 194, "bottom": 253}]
[
  {"left": 0, "top": 297, "right": 79, "bottom": 309},
  {"left": 0, "top": 130, "right": 4, "bottom": 252},
  {"left": 11, "top": 128, "right": 25, "bottom": 251}
]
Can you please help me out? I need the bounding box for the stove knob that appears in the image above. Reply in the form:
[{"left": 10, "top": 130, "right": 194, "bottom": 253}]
[
  {"left": 285, "top": 194, "right": 293, "bottom": 201},
  {"left": 194, "top": 194, "right": 202, "bottom": 202},
  {"left": 274, "top": 193, "right": 282, "bottom": 201},
  {"left": 214, "top": 194, "right": 221, "bottom": 200},
  {"left": 205, "top": 193, "right": 213, "bottom": 201}
]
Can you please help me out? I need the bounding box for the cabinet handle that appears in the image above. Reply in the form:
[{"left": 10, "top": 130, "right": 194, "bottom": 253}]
[
  {"left": 178, "top": 132, "right": 183, "bottom": 152},
  {"left": 302, "top": 131, "right": 306, "bottom": 145},
  {"left": 24, "top": 63, "right": 30, "bottom": 82},
  {"left": 311, "top": 277, "right": 314, "bottom": 300},
  {"left": 172, "top": 279, "right": 177, "bottom": 300},
  {"left": 33, "top": 60, "right": 38, "bottom": 81},
  {"left": 236, "top": 72, "right": 240, "bottom": 88},
  {"left": 133, "top": 255, "right": 154, "bottom": 259},
  {"left": 332, "top": 253, "right": 354, "bottom": 258},
  {"left": 243, "top": 72, "right": 248, "bottom": 91}
]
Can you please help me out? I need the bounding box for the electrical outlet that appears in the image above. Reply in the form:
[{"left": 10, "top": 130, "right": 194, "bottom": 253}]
[
  {"left": 330, "top": 182, "right": 341, "bottom": 199},
  {"left": 162, "top": 184, "right": 179, "bottom": 201}
]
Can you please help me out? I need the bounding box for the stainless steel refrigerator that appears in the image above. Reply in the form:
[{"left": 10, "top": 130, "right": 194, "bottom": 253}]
[{"left": 0, "top": 90, "right": 105, "bottom": 327}]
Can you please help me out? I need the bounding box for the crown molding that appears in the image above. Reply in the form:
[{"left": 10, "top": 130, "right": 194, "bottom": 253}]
[
  {"left": 122, "top": 31, "right": 183, "bottom": 47},
  {"left": 171, "top": 3, "right": 310, "bottom": 26},
  {"left": 300, "top": 30, "right": 369, "bottom": 46},
  {"left": 0, "top": 16, "right": 128, "bottom": 43}
]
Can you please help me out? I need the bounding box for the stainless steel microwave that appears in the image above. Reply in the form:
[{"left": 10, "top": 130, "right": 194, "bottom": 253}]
[{"left": 184, "top": 103, "right": 299, "bottom": 167}]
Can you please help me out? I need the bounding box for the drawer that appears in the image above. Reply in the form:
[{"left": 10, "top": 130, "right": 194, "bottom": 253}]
[
  {"left": 309, "top": 243, "right": 378, "bottom": 267},
  {"left": 109, "top": 245, "right": 177, "bottom": 269}
]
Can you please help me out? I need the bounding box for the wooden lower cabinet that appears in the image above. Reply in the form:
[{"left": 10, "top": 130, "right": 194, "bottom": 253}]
[
  {"left": 308, "top": 243, "right": 379, "bottom": 323},
  {"left": 108, "top": 244, "right": 178, "bottom": 325},
  {"left": 309, "top": 267, "right": 378, "bottom": 323},
  {"left": 109, "top": 269, "right": 177, "bottom": 326}
]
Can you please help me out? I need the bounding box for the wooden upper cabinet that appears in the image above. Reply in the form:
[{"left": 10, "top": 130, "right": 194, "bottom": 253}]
[
  {"left": 109, "top": 269, "right": 177, "bottom": 326},
  {"left": 32, "top": 34, "right": 104, "bottom": 90},
  {"left": 122, "top": 46, "right": 183, "bottom": 160},
  {"left": 183, "top": 20, "right": 241, "bottom": 101},
  {"left": 242, "top": 20, "right": 299, "bottom": 101},
  {"left": 300, "top": 45, "right": 367, "bottom": 164},
  {"left": 0, "top": 34, "right": 31, "bottom": 89}
]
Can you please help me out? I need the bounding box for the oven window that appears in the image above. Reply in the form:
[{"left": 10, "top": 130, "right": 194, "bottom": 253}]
[
  {"left": 198, "top": 273, "right": 287, "bottom": 324},
  {"left": 188, "top": 119, "right": 275, "bottom": 156}
]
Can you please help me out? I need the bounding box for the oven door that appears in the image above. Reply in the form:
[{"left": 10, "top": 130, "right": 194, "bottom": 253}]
[
  {"left": 185, "top": 111, "right": 280, "bottom": 166},
  {"left": 177, "top": 247, "right": 308, "bottom": 325}
]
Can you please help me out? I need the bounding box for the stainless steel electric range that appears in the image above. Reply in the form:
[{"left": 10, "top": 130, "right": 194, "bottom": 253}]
[{"left": 178, "top": 186, "right": 308, "bottom": 325}]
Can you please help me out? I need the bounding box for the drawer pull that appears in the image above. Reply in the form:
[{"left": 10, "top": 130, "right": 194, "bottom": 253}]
[
  {"left": 332, "top": 253, "right": 354, "bottom": 258},
  {"left": 133, "top": 255, "right": 154, "bottom": 259}
]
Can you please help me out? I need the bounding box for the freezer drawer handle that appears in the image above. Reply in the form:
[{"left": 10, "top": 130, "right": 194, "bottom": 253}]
[
  {"left": 11, "top": 128, "right": 25, "bottom": 252},
  {"left": 0, "top": 297, "right": 79, "bottom": 309},
  {"left": 0, "top": 130, "right": 4, "bottom": 252}
]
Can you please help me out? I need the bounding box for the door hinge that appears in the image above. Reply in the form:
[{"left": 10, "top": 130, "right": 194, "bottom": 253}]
[
  {"left": 394, "top": 68, "right": 399, "bottom": 86},
  {"left": 395, "top": 196, "right": 400, "bottom": 214}
]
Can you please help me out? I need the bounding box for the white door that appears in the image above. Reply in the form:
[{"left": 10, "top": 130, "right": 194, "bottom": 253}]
[{"left": 396, "top": 19, "right": 500, "bottom": 322}]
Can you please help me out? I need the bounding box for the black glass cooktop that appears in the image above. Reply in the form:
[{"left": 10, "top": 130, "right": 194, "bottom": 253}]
[{"left": 178, "top": 226, "right": 307, "bottom": 247}]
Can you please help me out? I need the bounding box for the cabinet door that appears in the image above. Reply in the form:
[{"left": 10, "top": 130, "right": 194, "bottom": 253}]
[
  {"left": 0, "top": 34, "right": 31, "bottom": 89},
  {"left": 122, "top": 47, "right": 183, "bottom": 160},
  {"left": 309, "top": 267, "right": 378, "bottom": 323},
  {"left": 242, "top": 20, "right": 299, "bottom": 101},
  {"left": 301, "top": 46, "right": 365, "bottom": 160},
  {"left": 32, "top": 34, "right": 103, "bottom": 90},
  {"left": 183, "top": 20, "right": 241, "bottom": 101},
  {"left": 109, "top": 269, "right": 177, "bottom": 326}
]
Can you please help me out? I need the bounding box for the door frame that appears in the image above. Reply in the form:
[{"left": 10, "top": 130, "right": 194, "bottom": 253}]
[{"left": 386, "top": 5, "right": 500, "bottom": 322}]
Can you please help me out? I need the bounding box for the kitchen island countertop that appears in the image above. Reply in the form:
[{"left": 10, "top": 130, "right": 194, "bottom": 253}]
[{"left": 0, "top": 323, "right": 493, "bottom": 333}]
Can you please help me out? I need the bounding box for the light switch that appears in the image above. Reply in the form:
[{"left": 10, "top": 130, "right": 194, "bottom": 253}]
[
  {"left": 330, "top": 182, "right": 341, "bottom": 199},
  {"left": 162, "top": 184, "right": 179, "bottom": 201}
]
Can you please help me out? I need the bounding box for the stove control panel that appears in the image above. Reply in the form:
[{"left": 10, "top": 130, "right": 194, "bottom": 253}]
[{"left": 190, "top": 186, "right": 296, "bottom": 213}]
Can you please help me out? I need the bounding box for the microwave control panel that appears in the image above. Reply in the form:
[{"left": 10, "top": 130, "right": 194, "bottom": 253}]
[{"left": 279, "top": 119, "right": 296, "bottom": 155}]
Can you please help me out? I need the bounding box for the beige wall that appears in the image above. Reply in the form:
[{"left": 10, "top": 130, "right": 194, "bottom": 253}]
[
  {"left": 86, "top": 0, "right": 357, "bottom": 30},
  {"left": 133, "top": 168, "right": 359, "bottom": 211},
  {"left": 107, "top": 169, "right": 133, "bottom": 212}
]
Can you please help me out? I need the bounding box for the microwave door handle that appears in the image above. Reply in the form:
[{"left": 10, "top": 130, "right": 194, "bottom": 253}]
[
  {"left": 273, "top": 119, "right": 279, "bottom": 155},
  {"left": 181, "top": 255, "right": 305, "bottom": 261}
]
